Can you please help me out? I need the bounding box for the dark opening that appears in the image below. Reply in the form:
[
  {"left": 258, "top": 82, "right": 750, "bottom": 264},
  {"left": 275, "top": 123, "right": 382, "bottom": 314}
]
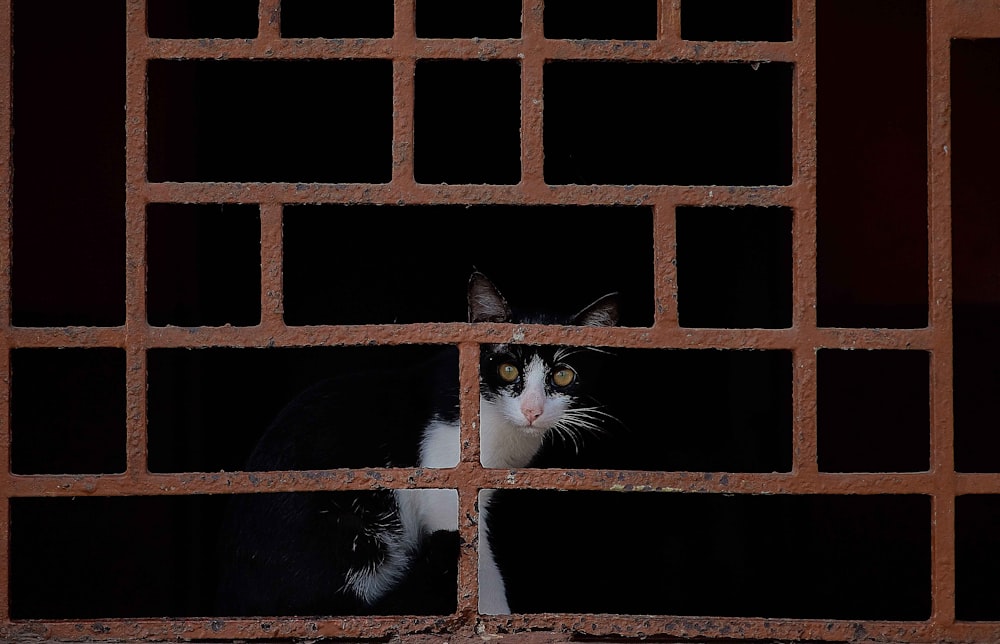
[
  {"left": 415, "top": 0, "right": 522, "bottom": 38},
  {"left": 527, "top": 349, "right": 793, "bottom": 473},
  {"left": 488, "top": 491, "right": 930, "bottom": 619},
  {"left": 952, "top": 39, "right": 1000, "bottom": 473},
  {"left": 544, "top": 62, "right": 792, "bottom": 185},
  {"left": 280, "top": 0, "right": 394, "bottom": 38},
  {"left": 10, "top": 494, "right": 457, "bottom": 618},
  {"left": 10, "top": 496, "right": 227, "bottom": 619},
  {"left": 146, "top": 0, "right": 258, "bottom": 39},
  {"left": 676, "top": 206, "right": 792, "bottom": 329},
  {"left": 146, "top": 346, "right": 455, "bottom": 473},
  {"left": 414, "top": 60, "right": 521, "bottom": 185},
  {"left": 681, "top": 0, "right": 793, "bottom": 41},
  {"left": 816, "top": 0, "right": 928, "bottom": 328},
  {"left": 11, "top": 349, "right": 127, "bottom": 475},
  {"left": 147, "top": 59, "right": 393, "bottom": 183},
  {"left": 146, "top": 204, "right": 261, "bottom": 327},
  {"left": 817, "top": 350, "right": 930, "bottom": 473},
  {"left": 544, "top": 0, "right": 657, "bottom": 40},
  {"left": 11, "top": 0, "right": 126, "bottom": 326},
  {"left": 281, "top": 205, "right": 653, "bottom": 327},
  {"left": 956, "top": 495, "right": 1000, "bottom": 619}
]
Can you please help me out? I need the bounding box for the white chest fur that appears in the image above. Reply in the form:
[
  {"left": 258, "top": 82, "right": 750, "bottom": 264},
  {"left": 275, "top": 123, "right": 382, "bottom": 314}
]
[{"left": 394, "top": 396, "right": 547, "bottom": 614}]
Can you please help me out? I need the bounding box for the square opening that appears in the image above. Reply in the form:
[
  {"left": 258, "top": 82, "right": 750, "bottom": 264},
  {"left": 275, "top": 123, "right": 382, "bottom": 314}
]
[
  {"left": 544, "top": 62, "right": 792, "bottom": 185},
  {"left": 544, "top": 0, "right": 657, "bottom": 40},
  {"left": 681, "top": 0, "right": 793, "bottom": 41},
  {"left": 415, "top": 0, "right": 521, "bottom": 38},
  {"left": 146, "top": 204, "right": 261, "bottom": 327},
  {"left": 11, "top": 349, "right": 126, "bottom": 475},
  {"left": 676, "top": 206, "right": 792, "bottom": 329},
  {"left": 817, "top": 350, "right": 930, "bottom": 473},
  {"left": 487, "top": 492, "right": 930, "bottom": 619},
  {"left": 146, "top": 0, "right": 258, "bottom": 39},
  {"left": 280, "top": 0, "right": 394, "bottom": 38},
  {"left": 282, "top": 205, "right": 653, "bottom": 326},
  {"left": 415, "top": 60, "right": 521, "bottom": 185},
  {"left": 147, "top": 60, "right": 393, "bottom": 183}
]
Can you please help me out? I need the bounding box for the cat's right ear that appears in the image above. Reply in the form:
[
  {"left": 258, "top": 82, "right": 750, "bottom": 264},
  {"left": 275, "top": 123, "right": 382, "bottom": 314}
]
[
  {"left": 468, "top": 272, "right": 511, "bottom": 323},
  {"left": 572, "top": 292, "right": 619, "bottom": 327}
]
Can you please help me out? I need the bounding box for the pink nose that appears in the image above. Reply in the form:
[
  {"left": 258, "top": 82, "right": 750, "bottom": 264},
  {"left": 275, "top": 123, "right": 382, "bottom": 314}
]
[{"left": 521, "top": 405, "right": 542, "bottom": 425}]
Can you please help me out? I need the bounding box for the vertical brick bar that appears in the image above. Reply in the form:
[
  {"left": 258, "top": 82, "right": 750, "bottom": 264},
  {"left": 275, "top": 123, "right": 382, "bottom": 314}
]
[
  {"left": 458, "top": 342, "right": 481, "bottom": 615},
  {"left": 258, "top": 0, "right": 281, "bottom": 41},
  {"left": 393, "top": 0, "right": 417, "bottom": 189},
  {"left": 927, "top": 0, "right": 957, "bottom": 627},
  {"left": 792, "top": 0, "right": 819, "bottom": 474},
  {"left": 124, "top": 0, "right": 150, "bottom": 476},
  {"left": 652, "top": 201, "right": 679, "bottom": 327},
  {"left": 259, "top": 202, "right": 284, "bottom": 330},
  {"left": 520, "top": 0, "right": 544, "bottom": 190},
  {"left": 0, "top": 0, "right": 12, "bottom": 623},
  {"left": 659, "top": 0, "right": 681, "bottom": 42}
]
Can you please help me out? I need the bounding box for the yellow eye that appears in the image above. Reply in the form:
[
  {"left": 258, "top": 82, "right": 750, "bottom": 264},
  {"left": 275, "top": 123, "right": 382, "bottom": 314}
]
[
  {"left": 498, "top": 363, "right": 520, "bottom": 383},
  {"left": 552, "top": 367, "right": 576, "bottom": 387}
]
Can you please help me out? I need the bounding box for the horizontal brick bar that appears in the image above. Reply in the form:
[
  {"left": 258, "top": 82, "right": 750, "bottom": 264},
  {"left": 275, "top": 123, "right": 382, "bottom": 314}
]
[
  {"left": 141, "top": 182, "right": 796, "bottom": 207},
  {"left": 4, "top": 614, "right": 1000, "bottom": 643},
  {"left": 4, "top": 324, "right": 936, "bottom": 350},
  {"left": 140, "top": 37, "right": 795, "bottom": 63},
  {"left": 7, "top": 469, "right": 998, "bottom": 498}
]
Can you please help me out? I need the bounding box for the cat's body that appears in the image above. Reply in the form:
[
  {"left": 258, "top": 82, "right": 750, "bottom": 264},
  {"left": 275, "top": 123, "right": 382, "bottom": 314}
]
[{"left": 216, "top": 273, "right": 618, "bottom": 616}]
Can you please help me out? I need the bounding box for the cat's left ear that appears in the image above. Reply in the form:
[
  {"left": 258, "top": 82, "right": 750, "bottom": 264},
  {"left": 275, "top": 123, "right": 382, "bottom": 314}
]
[
  {"left": 572, "top": 293, "right": 619, "bottom": 327},
  {"left": 468, "top": 272, "right": 512, "bottom": 323}
]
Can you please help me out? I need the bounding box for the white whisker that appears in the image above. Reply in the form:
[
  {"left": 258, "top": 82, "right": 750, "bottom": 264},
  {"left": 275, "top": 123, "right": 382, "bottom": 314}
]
[
  {"left": 553, "top": 346, "right": 614, "bottom": 363},
  {"left": 548, "top": 404, "right": 622, "bottom": 455}
]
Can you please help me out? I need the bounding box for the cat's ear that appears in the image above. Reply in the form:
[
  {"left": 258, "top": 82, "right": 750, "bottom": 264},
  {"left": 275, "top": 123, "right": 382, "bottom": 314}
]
[
  {"left": 572, "top": 293, "right": 619, "bottom": 327},
  {"left": 468, "top": 272, "right": 512, "bottom": 323}
]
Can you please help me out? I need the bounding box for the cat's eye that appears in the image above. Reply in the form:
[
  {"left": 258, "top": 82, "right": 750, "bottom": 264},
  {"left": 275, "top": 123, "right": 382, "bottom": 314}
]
[
  {"left": 498, "top": 362, "right": 520, "bottom": 383},
  {"left": 551, "top": 367, "right": 576, "bottom": 387}
]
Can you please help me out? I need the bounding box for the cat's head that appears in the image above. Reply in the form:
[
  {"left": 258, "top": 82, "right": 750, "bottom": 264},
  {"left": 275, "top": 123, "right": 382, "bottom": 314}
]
[{"left": 468, "top": 272, "right": 619, "bottom": 444}]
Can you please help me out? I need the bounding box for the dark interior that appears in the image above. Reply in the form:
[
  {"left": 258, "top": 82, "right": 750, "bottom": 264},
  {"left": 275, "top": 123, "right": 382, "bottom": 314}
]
[
  {"left": 949, "top": 37, "right": 1000, "bottom": 613},
  {"left": 951, "top": 39, "right": 1000, "bottom": 475},
  {"left": 681, "top": 0, "right": 793, "bottom": 41},
  {"left": 146, "top": 204, "right": 262, "bottom": 327},
  {"left": 815, "top": 0, "right": 929, "bottom": 328},
  {"left": 676, "top": 207, "right": 792, "bottom": 329},
  {"left": 281, "top": 0, "right": 394, "bottom": 38},
  {"left": 414, "top": 60, "right": 522, "bottom": 185},
  {"left": 544, "top": 0, "right": 657, "bottom": 40},
  {"left": 8, "top": 0, "right": 997, "bottom": 623},
  {"left": 415, "top": 0, "right": 521, "bottom": 38},
  {"left": 543, "top": 61, "right": 793, "bottom": 186}
]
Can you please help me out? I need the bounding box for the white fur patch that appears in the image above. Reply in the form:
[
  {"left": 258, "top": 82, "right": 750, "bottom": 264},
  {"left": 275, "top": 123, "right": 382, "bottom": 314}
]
[
  {"left": 394, "top": 488, "right": 458, "bottom": 538},
  {"left": 480, "top": 398, "right": 547, "bottom": 469},
  {"left": 342, "top": 525, "right": 412, "bottom": 604},
  {"left": 420, "top": 416, "right": 460, "bottom": 468},
  {"left": 477, "top": 489, "right": 511, "bottom": 614}
]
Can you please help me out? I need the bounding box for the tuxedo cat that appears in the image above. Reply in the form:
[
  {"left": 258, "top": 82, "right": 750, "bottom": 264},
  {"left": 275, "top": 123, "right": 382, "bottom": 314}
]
[{"left": 215, "top": 272, "right": 618, "bottom": 616}]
